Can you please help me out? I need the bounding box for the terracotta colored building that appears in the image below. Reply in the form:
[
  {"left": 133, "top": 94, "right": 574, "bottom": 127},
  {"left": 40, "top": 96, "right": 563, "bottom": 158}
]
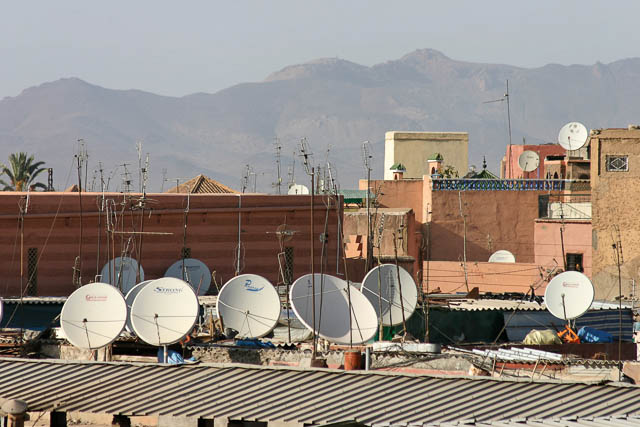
[{"left": 0, "top": 192, "right": 342, "bottom": 297}]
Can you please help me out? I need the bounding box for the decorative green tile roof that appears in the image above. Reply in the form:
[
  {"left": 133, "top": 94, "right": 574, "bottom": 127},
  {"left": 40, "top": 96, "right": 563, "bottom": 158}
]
[
  {"left": 428, "top": 153, "right": 444, "bottom": 161},
  {"left": 390, "top": 163, "right": 406, "bottom": 171}
]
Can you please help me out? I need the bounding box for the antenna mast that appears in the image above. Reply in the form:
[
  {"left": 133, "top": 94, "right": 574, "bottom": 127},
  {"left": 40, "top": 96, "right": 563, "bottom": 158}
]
[
  {"left": 74, "top": 139, "right": 88, "bottom": 287},
  {"left": 273, "top": 138, "right": 283, "bottom": 194},
  {"left": 299, "top": 138, "right": 319, "bottom": 362},
  {"left": 362, "top": 141, "right": 373, "bottom": 271}
]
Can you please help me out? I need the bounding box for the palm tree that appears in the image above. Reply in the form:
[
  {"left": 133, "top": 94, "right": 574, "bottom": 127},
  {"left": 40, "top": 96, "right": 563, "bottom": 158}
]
[{"left": 0, "top": 152, "right": 47, "bottom": 191}]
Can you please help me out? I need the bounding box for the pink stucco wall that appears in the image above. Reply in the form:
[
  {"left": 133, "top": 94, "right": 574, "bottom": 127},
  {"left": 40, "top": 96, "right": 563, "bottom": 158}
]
[{"left": 534, "top": 219, "right": 592, "bottom": 278}]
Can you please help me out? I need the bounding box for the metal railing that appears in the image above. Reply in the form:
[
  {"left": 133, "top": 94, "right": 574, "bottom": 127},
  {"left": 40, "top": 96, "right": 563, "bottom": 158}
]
[{"left": 431, "top": 179, "right": 568, "bottom": 191}]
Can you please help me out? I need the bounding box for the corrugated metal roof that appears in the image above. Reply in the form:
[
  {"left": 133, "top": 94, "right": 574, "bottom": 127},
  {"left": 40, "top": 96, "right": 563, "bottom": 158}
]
[
  {"left": 1, "top": 358, "right": 640, "bottom": 424},
  {"left": 425, "top": 416, "right": 640, "bottom": 426},
  {"left": 445, "top": 299, "right": 632, "bottom": 312}
]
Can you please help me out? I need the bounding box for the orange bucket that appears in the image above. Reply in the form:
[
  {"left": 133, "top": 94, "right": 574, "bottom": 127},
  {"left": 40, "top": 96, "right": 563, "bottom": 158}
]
[{"left": 344, "top": 350, "right": 362, "bottom": 370}]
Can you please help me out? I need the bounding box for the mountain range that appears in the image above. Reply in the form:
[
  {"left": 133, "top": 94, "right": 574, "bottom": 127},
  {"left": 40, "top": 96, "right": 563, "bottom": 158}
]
[{"left": 2, "top": 48, "right": 640, "bottom": 192}]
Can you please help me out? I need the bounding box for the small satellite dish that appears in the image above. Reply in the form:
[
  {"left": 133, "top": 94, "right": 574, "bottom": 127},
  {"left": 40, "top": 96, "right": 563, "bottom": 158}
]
[
  {"left": 488, "top": 250, "right": 516, "bottom": 263},
  {"left": 359, "top": 264, "right": 418, "bottom": 327},
  {"left": 216, "top": 274, "right": 281, "bottom": 338},
  {"left": 518, "top": 151, "right": 540, "bottom": 172},
  {"left": 101, "top": 257, "right": 144, "bottom": 294},
  {"left": 165, "top": 258, "right": 211, "bottom": 296},
  {"left": 124, "top": 280, "right": 153, "bottom": 333},
  {"left": 558, "top": 122, "right": 588, "bottom": 150},
  {"left": 544, "top": 271, "right": 594, "bottom": 320},
  {"left": 288, "top": 184, "right": 309, "bottom": 195},
  {"left": 290, "top": 274, "right": 378, "bottom": 344},
  {"left": 60, "top": 283, "right": 127, "bottom": 349},
  {"left": 130, "top": 277, "right": 199, "bottom": 346}
]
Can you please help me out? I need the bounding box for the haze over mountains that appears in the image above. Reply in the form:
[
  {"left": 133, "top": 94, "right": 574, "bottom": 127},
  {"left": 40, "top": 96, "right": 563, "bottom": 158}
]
[{"left": 2, "top": 48, "right": 640, "bottom": 192}]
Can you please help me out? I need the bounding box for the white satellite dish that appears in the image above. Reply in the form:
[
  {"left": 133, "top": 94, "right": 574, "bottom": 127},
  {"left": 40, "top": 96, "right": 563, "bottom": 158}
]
[
  {"left": 130, "top": 277, "right": 199, "bottom": 346},
  {"left": 288, "top": 184, "right": 310, "bottom": 195},
  {"left": 165, "top": 258, "right": 211, "bottom": 296},
  {"left": 518, "top": 151, "right": 540, "bottom": 172},
  {"left": 101, "top": 257, "right": 144, "bottom": 294},
  {"left": 216, "top": 274, "right": 281, "bottom": 338},
  {"left": 124, "top": 280, "right": 153, "bottom": 333},
  {"left": 488, "top": 250, "right": 516, "bottom": 263},
  {"left": 544, "top": 271, "right": 594, "bottom": 320},
  {"left": 290, "top": 274, "right": 378, "bottom": 344},
  {"left": 359, "top": 264, "right": 418, "bottom": 327},
  {"left": 558, "top": 122, "right": 588, "bottom": 150},
  {"left": 60, "top": 283, "right": 127, "bottom": 349}
]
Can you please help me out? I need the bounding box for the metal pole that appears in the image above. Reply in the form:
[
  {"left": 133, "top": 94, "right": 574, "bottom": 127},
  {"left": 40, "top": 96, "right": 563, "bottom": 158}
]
[{"left": 311, "top": 168, "right": 317, "bottom": 360}]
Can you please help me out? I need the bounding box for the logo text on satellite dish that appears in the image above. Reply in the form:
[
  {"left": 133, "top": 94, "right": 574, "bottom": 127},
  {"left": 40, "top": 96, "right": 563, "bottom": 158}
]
[
  {"left": 244, "top": 279, "right": 264, "bottom": 292},
  {"left": 562, "top": 282, "right": 580, "bottom": 288},
  {"left": 154, "top": 287, "right": 183, "bottom": 294},
  {"left": 85, "top": 295, "right": 108, "bottom": 302}
]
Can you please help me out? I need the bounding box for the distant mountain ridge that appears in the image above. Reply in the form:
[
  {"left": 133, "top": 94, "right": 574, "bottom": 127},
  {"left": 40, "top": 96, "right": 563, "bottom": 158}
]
[{"left": 3, "top": 48, "right": 640, "bottom": 192}]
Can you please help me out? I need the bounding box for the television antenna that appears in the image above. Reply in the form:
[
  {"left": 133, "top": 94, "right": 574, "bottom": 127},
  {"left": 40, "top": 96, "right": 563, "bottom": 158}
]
[
  {"left": 362, "top": 141, "right": 373, "bottom": 271},
  {"left": 290, "top": 274, "right": 378, "bottom": 344},
  {"left": 557, "top": 122, "right": 588, "bottom": 151},
  {"left": 488, "top": 249, "right": 516, "bottom": 263},
  {"left": 165, "top": 258, "right": 211, "bottom": 296},
  {"left": 216, "top": 274, "right": 281, "bottom": 338},
  {"left": 130, "top": 277, "right": 199, "bottom": 362},
  {"left": 360, "top": 264, "right": 417, "bottom": 327},
  {"left": 544, "top": 271, "right": 594, "bottom": 343},
  {"left": 484, "top": 80, "right": 513, "bottom": 178},
  {"left": 272, "top": 139, "right": 283, "bottom": 194},
  {"left": 60, "top": 282, "right": 127, "bottom": 350}
]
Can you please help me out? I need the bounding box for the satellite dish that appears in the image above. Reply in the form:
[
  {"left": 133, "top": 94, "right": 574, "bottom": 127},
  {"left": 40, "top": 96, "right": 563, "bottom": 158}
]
[
  {"left": 130, "top": 277, "right": 199, "bottom": 345},
  {"left": 101, "top": 257, "right": 144, "bottom": 294},
  {"left": 518, "top": 151, "right": 540, "bottom": 172},
  {"left": 359, "top": 264, "right": 418, "bottom": 326},
  {"left": 165, "top": 258, "right": 211, "bottom": 296},
  {"left": 290, "top": 274, "right": 378, "bottom": 344},
  {"left": 60, "top": 283, "right": 127, "bottom": 349},
  {"left": 489, "top": 250, "right": 516, "bottom": 263},
  {"left": 544, "top": 271, "right": 594, "bottom": 320},
  {"left": 124, "top": 280, "right": 153, "bottom": 333},
  {"left": 288, "top": 184, "right": 309, "bottom": 195},
  {"left": 216, "top": 274, "right": 281, "bottom": 338},
  {"left": 558, "top": 122, "right": 588, "bottom": 150}
]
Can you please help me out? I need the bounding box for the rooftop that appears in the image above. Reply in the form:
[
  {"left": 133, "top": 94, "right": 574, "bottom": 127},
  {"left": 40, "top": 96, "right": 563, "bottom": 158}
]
[{"left": 165, "top": 174, "right": 238, "bottom": 194}]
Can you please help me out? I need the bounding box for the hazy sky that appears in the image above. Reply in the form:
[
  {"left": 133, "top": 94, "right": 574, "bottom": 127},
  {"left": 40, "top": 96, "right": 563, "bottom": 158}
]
[{"left": 2, "top": 1, "right": 640, "bottom": 99}]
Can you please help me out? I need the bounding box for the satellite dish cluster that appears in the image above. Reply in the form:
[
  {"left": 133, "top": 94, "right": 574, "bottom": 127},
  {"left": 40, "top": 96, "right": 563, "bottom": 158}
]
[
  {"left": 60, "top": 263, "right": 419, "bottom": 352},
  {"left": 100, "top": 256, "right": 211, "bottom": 295},
  {"left": 515, "top": 121, "right": 589, "bottom": 175}
]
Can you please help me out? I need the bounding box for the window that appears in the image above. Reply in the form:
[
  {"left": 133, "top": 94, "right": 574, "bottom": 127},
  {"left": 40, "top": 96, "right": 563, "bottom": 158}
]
[
  {"left": 606, "top": 155, "right": 628, "bottom": 172},
  {"left": 566, "top": 253, "right": 584, "bottom": 272}
]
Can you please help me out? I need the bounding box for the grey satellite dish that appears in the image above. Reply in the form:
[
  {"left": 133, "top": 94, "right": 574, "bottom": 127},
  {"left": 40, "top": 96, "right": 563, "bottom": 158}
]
[
  {"left": 60, "top": 282, "right": 127, "bottom": 349},
  {"left": 216, "top": 274, "right": 281, "bottom": 338},
  {"left": 518, "top": 151, "right": 540, "bottom": 172},
  {"left": 165, "top": 258, "right": 211, "bottom": 296},
  {"left": 558, "top": 122, "right": 588, "bottom": 150},
  {"left": 290, "top": 274, "right": 378, "bottom": 344},
  {"left": 124, "top": 280, "right": 153, "bottom": 333},
  {"left": 544, "top": 271, "right": 594, "bottom": 320},
  {"left": 130, "top": 277, "right": 199, "bottom": 346},
  {"left": 288, "top": 184, "right": 309, "bottom": 195},
  {"left": 489, "top": 250, "right": 516, "bottom": 263},
  {"left": 359, "top": 264, "right": 418, "bottom": 327},
  {"left": 101, "top": 257, "right": 144, "bottom": 294}
]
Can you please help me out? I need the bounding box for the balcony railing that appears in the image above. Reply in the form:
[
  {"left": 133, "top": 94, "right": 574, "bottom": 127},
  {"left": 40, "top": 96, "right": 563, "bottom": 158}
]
[{"left": 431, "top": 179, "right": 568, "bottom": 191}]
